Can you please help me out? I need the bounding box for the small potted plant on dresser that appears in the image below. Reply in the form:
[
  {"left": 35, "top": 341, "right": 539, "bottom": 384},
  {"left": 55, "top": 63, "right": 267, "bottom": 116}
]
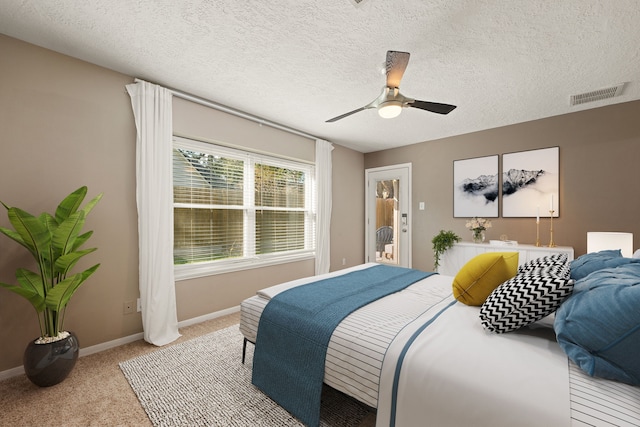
[
  {"left": 0, "top": 186, "right": 102, "bottom": 387},
  {"left": 431, "top": 230, "right": 461, "bottom": 272}
]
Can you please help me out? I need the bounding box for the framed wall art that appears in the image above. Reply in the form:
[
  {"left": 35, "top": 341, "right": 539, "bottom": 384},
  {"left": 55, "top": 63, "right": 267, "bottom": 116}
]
[
  {"left": 502, "top": 146, "right": 559, "bottom": 217},
  {"left": 453, "top": 155, "right": 499, "bottom": 218}
]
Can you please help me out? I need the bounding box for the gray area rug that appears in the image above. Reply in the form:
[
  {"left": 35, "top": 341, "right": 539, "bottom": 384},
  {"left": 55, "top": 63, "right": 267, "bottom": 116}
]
[{"left": 120, "top": 325, "right": 373, "bottom": 427}]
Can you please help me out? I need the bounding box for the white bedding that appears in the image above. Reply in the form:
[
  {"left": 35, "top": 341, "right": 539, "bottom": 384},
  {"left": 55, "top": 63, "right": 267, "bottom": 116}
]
[
  {"left": 376, "top": 296, "right": 570, "bottom": 427},
  {"left": 241, "top": 263, "right": 451, "bottom": 407},
  {"left": 255, "top": 263, "right": 374, "bottom": 300},
  {"left": 240, "top": 264, "right": 640, "bottom": 426}
]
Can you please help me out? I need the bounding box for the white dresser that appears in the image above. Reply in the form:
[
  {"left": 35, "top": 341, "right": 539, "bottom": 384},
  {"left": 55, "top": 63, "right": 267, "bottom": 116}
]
[{"left": 438, "top": 242, "right": 574, "bottom": 276}]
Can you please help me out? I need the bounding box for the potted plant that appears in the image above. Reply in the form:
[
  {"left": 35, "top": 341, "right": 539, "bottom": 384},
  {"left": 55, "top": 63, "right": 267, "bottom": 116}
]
[
  {"left": 431, "top": 230, "right": 461, "bottom": 272},
  {"left": 0, "top": 186, "right": 101, "bottom": 387}
]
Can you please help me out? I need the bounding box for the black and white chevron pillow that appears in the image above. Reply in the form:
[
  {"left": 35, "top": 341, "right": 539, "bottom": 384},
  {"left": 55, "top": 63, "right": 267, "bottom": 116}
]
[
  {"left": 479, "top": 273, "right": 574, "bottom": 333},
  {"left": 517, "top": 253, "right": 570, "bottom": 278}
]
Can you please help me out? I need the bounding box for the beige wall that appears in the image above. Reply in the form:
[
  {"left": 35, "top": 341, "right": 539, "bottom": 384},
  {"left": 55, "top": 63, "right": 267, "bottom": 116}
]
[
  {"left": 365, "top": 100, "right": 640, "bottom": 272},
  {"left": 0, "top": 35, "right": 140, "bottom": 372},
  {"left": 330, "top": 144, "right": 366, "bottom": 269},
  {"left": 0, "top": 35, "right": 365, "bottom": 372},
  {"left": 173, "top": 97, "right": 315, "bottom": 162},
  {"left": 3, "top": 31, "right": 635, "bottom": 374}
]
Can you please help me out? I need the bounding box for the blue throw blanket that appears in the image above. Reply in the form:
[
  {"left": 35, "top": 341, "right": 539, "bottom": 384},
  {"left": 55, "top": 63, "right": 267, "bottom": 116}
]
[{"left": 252, "top": 265, "right": 433, "bottom": 427}]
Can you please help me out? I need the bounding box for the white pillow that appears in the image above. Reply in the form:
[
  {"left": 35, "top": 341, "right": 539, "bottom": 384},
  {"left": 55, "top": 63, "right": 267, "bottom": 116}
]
[{"left": 633, "top": 249, "right": 640, "bottom": 259}]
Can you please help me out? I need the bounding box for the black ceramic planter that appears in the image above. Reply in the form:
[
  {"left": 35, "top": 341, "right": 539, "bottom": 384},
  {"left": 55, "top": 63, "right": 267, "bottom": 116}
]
[{"left": 23, "top": 331, "right": 79, "bottom": 387}]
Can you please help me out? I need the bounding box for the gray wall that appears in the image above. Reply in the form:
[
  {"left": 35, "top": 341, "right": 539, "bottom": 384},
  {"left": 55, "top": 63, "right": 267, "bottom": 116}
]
[{"left": 364, "top": 100, "right": 640, "bottom": 272}]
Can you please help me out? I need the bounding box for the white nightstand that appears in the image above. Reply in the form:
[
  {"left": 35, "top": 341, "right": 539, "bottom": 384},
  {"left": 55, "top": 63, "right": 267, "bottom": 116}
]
[{"left": 438, "top": 242, "right": 574, "bottom": 276}]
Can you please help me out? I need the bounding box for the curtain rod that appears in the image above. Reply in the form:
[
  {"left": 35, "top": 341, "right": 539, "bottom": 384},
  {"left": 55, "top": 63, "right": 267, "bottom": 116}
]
[{"left": 134, "top": 78, "right": 321, "bottom": 141}]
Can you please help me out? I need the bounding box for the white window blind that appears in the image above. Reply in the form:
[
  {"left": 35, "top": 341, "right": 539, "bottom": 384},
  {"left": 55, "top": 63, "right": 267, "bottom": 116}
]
[{"left": 173, "top": 136, "right": 316, "bottom": 279}]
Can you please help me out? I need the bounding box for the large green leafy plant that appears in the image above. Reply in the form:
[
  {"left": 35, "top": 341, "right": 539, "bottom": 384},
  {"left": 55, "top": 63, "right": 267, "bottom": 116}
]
[{"left": 0, "top": 187, "right": 102, "bottom": 340}]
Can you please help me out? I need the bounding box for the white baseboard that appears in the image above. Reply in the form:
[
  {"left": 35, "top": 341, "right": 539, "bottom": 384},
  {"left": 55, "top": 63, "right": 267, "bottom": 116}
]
[
  {"left": 0, "top": 305, "right": 241, "bottom": 382},
  {"left": 177, "top": 305, "right": 240, "bottom": 329},
  {"left": 79, "top": 332, "right": 145, "bottom": 358},
  {"left": 0, "top": 366, "right": 25, "bottom": 381}
]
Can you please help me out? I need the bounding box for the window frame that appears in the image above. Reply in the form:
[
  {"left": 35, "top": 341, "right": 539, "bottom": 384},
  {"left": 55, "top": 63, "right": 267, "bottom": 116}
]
[{"left": 173, "top": 136, "right": 316, "bottom": 280}]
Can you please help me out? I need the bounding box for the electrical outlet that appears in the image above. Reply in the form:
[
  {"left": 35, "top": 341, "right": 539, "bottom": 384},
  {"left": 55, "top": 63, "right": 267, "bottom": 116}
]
[{"left": 123, "top": 300, "right": 135, "bottom": 315}]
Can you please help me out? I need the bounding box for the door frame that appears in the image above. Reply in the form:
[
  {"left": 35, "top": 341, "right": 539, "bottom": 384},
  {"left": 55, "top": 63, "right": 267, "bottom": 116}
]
[{"left": 364, "top": 163, "right": 412, "bottom": 267}]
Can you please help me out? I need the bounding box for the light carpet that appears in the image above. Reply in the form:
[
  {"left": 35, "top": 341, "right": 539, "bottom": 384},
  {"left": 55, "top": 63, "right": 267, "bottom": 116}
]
[{"left": 119, "top": 325, "right": 373, "bottom": 427}]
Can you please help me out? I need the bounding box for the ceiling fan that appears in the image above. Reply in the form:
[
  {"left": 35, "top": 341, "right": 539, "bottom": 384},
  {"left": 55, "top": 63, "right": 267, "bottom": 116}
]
[{"left": 326, "top": 50, "right": 457, "bottom": 123}]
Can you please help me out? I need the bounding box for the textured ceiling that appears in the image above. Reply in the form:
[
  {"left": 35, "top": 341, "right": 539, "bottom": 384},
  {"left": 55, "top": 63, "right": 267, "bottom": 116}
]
[{"left": 1, "top": 1, "right": 639, "bottom": 152}]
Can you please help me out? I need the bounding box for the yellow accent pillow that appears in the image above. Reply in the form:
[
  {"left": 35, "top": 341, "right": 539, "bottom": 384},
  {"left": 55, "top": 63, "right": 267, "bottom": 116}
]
[{"left": 452, "top": 252, "right": 519, "bottom": 306}]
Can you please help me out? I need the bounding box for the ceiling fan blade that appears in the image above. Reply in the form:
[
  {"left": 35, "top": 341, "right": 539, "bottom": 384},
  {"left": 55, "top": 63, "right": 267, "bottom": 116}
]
[
  {"left": 409, "top": 100, "right": 457, "bottom": 115},
  {"left": 325, "top": 105, "right": 371, "bottom": 123},
  {"left": 386, "top": 51, "right": 410, "bottom": 88}
]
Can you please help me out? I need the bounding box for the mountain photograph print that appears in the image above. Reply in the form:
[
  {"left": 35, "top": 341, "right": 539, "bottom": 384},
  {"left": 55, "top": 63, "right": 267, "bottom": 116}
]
[
  {"left": 453, "top": 155, "right": 499, "bottom": 218},
  {"left": 502, "top": 146, "right": 559, "bottom": 217}
]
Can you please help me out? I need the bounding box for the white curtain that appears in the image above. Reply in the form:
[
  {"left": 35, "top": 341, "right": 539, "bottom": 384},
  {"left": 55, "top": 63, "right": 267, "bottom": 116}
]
[
  {"left": 126, "top": 81, "right": 181, "bottom": 346},
  {"left": 315, "top": 139, "right": 334, "bottom": 275}
]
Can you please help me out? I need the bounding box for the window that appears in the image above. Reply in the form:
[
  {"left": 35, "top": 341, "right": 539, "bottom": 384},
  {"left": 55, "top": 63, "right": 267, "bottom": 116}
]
[{"left": 173, "top": 136, "right": 316, "bottom": 279}]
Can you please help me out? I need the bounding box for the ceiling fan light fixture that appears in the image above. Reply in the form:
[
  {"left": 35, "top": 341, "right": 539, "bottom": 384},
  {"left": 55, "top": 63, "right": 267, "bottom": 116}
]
[
  {"left": 325, "top": 51, "right": 456, "bottom": 123},
  {"left": 378, "top": 101, "right": 402, "bottom": 118}
]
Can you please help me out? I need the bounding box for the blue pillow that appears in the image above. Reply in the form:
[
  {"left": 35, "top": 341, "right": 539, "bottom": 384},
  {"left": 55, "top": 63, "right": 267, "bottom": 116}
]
[
  {"left": 569, "top": 250, "right": 640, "bottom": 280},
  {"left": 555, "top": 263, "right": 640, "bottom": 386}
]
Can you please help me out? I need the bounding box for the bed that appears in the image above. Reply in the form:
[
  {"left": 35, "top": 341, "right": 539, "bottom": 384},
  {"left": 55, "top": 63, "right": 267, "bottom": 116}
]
[{"left": 240, "top": 258, "right": 640, "bottom": 427}]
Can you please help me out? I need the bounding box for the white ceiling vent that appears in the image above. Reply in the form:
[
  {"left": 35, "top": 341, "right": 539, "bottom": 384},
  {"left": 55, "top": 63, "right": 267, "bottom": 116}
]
[{"left": 570, "top": 83, "right": 626, "bottom": 106}]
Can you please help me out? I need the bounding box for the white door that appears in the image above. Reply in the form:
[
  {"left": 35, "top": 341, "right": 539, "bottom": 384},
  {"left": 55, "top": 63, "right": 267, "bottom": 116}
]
[{"left": 365, "top": 164, "right": 411, "bottom": 267}]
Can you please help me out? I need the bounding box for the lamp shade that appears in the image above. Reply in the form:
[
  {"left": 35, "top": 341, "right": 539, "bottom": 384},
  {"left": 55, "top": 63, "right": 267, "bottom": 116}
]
[
  {"left": 587, "top": 232, "right": 633, "bottom": 258},
  {"left": 378, "top": 101, "right": 402, "bottom": 118}
]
